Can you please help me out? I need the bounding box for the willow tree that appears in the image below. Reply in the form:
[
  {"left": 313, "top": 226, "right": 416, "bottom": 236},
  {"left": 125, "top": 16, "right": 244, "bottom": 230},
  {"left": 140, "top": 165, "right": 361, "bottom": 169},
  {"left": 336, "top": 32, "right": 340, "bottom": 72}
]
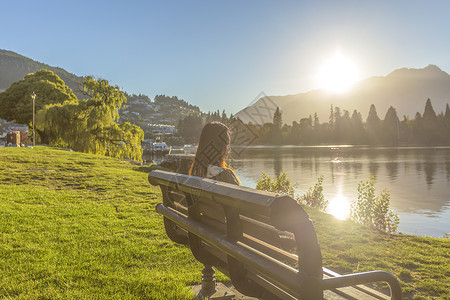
[
  {"left": 0, "top": 69, "right": 78, "bottom": 143},
  {"left": 37, "top": 77, "right": 143, "bottom": 161}
]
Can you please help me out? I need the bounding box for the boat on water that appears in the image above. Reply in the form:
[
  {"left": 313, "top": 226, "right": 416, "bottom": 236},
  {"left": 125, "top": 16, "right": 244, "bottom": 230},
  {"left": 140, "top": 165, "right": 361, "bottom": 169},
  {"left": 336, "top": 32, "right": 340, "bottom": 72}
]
[
  {"left": 183, "top": 144, "right": 197, "bottom": 154},
  {"left": 142, "top": 137, "right": 171, "bottom": 155},
  {"left": 152, "top": 141, "right": 171, "bottom": 155}
]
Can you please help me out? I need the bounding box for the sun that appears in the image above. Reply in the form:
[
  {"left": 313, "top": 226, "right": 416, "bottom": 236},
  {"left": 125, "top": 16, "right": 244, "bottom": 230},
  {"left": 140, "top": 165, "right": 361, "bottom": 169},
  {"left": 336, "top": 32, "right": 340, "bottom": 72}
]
[
  {"left": 317, "top": 52, "right": 360, "bottom": 93},
  {"left": 327, "top": 194, "right": 351, "bottom": 220}
]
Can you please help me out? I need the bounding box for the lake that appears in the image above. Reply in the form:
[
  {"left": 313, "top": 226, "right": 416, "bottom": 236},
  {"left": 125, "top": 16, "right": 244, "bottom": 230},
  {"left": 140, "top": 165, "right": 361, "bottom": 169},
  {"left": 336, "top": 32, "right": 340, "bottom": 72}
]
[{"left": 229, "top": 146, "right": 450, "bottom": 238}]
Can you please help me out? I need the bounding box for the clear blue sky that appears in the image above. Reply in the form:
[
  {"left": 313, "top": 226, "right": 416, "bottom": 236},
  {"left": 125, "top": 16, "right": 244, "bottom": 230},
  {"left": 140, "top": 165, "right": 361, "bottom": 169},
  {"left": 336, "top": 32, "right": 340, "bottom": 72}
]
[{"left": 2, "top": 0, "right": 450, "bottom": 114}]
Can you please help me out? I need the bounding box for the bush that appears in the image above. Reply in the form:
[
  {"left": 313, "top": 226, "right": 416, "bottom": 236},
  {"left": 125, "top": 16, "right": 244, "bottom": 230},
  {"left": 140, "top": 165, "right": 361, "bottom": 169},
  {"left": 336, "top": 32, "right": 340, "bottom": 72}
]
[
  {"left": 299, "top": 175, "right": 328, "bottom": 211},
  {"left": 350, "top": 176, "right": 399, "bottom": 233},
  {"left": 256, "top": 172, "right": 296, "bottom": 197}
]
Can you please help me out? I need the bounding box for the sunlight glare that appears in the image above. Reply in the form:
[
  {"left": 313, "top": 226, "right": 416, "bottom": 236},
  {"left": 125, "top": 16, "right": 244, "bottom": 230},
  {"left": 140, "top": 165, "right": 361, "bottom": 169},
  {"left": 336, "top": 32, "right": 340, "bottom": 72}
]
[
  {"left": 317, "top": 52, "right": 360, "bottom": 93},
  {"left": 327, "top": 194, "right": 351, "bottom": 220}
]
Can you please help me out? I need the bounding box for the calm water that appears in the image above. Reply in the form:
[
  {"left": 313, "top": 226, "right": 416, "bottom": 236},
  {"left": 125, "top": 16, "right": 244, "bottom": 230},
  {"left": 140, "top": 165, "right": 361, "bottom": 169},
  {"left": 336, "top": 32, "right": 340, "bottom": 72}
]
[{"left": 229, "top": 146, "right": 450, "bottom": 238}]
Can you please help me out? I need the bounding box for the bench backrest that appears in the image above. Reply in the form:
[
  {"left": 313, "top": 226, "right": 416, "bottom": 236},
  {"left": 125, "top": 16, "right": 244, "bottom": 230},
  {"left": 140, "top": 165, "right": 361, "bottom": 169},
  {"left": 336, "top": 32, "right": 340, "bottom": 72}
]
[{"left": 149, "top": 169, "right": 323, "bottom": 299}]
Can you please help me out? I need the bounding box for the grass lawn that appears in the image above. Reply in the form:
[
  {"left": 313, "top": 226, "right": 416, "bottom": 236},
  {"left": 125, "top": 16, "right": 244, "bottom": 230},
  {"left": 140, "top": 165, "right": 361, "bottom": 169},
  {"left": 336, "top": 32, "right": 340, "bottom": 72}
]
[{"left": 0, "top": 147, "right": 448, "bottom": 299}]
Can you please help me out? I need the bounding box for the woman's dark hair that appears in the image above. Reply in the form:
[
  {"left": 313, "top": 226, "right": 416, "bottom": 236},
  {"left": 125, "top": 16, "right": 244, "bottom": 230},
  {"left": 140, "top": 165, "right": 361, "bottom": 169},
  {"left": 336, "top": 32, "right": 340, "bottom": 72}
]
[{"left": 189, "top": 122, "right": 240, "bottom": 183}]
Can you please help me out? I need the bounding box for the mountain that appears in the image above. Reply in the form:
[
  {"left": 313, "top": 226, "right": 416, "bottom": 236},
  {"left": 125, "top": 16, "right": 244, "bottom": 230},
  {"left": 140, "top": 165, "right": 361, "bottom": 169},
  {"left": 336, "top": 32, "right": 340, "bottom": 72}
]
[
  {"left": 0, "top": 49, "right": 85, "bottom": 99},
  {"left": 235, "top": 65, "right": 450, "bottom": 125}
]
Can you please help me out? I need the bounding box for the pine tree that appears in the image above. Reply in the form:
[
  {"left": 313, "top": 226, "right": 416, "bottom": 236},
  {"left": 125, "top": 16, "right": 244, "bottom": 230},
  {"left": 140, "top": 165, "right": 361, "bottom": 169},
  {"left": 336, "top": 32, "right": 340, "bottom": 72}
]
[
  {"left": 421, "top": 98, "right": 441, "bottom": 144},
  {"left": 328, "top": 105, "right": 334, "bottom": 128},
  {"left": 351, "top": 110, "right": 365, "bottom": 144},
  {"left": 383, "top": 106, "right": 400, "bottom": 145},
  {"left": 423, "top": 98, "right": 438, "bottom": 123},
  {"left": 313, "top": 112, "right": 320, "bottom": 129},
  {"left": 366, "top": 104, "right": 381, "bottom": 144},
  {"left": 273, "top": 107, "right": 283, "bottom": 129},
  {"left": 444, "top": 104, "right": 450, "bottom": 129},
  {"left": 221, "top": 109, "right": 227, "bottom": 122},
  {"left": 444, "top": 104, "right": 450, "bottom": 143}
]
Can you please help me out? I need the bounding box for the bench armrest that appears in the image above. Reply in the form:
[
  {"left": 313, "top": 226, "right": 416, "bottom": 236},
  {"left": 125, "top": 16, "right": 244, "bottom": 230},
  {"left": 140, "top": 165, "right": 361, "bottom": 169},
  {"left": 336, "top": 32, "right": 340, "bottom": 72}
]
[{"left": 322, "top": 270, "right": 402, "bottom": 300}]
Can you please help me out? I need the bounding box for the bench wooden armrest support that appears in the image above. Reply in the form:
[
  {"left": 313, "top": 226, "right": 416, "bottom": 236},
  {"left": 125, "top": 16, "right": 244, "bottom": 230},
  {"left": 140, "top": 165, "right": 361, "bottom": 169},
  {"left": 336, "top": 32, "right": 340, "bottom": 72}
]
[{"left": 149, "top": 170, "right": 402, "bottom": 300}]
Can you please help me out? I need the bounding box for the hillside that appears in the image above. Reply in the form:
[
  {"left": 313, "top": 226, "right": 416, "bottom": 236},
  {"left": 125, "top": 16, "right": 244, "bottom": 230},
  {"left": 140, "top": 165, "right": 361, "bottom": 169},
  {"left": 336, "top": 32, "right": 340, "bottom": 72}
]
[
  {"left": 235, "top": 65, "right": 450, "bottom": 124},
  {"left": 120, "top": 94, "right": 202, "bottom": 129},
  {"left": 0, "top": 49, "right": 85, "bottom": 99}
]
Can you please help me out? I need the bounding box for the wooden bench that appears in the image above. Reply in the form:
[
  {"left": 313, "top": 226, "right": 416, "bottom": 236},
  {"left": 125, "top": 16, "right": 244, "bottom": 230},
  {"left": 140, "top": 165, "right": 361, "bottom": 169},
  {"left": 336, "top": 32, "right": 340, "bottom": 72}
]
[{"left": 148, "top": 169, "right": 402, "bottom": 300}]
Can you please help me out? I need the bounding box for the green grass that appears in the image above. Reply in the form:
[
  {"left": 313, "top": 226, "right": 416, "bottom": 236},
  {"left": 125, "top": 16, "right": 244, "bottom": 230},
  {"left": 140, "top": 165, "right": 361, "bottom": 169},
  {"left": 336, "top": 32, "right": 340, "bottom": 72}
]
[
  {"left": 0, "top": 147, "right": 449, "bottom": 299},
  {"left": 306, "top": 208, "right": 449, "bottom": 299},
  {"left": 0, "top": 147, "right": 200, "bottom": 299}
]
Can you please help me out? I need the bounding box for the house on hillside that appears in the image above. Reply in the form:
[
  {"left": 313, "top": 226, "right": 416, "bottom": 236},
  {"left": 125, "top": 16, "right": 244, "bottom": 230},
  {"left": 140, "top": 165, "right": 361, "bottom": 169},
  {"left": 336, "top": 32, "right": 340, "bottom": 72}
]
[{"left": 6, "top": 131, "right": 21, "bottom": 146}]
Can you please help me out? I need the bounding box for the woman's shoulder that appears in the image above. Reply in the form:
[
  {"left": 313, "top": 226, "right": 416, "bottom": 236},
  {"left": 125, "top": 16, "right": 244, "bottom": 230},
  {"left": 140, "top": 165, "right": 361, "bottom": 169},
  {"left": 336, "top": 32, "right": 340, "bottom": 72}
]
[
  {"left": 206, "top": 165, "right": 224, "bottom": 178},
  {"left": 207, "top": 165, "right": 240, "bottom": 185}
]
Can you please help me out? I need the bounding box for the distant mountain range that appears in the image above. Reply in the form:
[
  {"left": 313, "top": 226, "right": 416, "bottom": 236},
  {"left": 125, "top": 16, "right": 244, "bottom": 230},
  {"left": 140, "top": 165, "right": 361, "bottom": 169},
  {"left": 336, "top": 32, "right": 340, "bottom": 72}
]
[{"left": 235, "top": 64, "right": 450, "bottom": 124}]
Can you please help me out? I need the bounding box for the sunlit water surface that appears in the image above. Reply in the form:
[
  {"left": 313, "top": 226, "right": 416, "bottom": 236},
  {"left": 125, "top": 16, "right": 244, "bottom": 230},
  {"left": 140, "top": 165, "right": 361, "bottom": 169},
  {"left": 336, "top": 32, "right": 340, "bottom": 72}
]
[{"left": 229, "top": 146, "right": 450, "bottom": 238}]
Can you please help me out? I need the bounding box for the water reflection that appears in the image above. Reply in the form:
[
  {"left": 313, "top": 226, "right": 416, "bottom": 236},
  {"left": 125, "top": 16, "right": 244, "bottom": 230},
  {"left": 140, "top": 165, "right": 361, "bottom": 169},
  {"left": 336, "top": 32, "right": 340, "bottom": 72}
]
[
  {"left": 368, "top": 162, "right": 379, "bottom": 179},
  {"left": 423, "top": 162, "right": 436, "bottom": 187},
  {"left": 273, "top": 152, "right": 282, "bottom": 177},
  {"left": 230, "top": 146, "right": 450, "bottom": 237},
  {"left": 446, "top": 160, "right": 450, "bottom": 182},
  {"left": 352, "top": 162, "right": 363, "bottom": 180},
  {"left": 384, "top": 148, "right": 399, "bottom": 180}
]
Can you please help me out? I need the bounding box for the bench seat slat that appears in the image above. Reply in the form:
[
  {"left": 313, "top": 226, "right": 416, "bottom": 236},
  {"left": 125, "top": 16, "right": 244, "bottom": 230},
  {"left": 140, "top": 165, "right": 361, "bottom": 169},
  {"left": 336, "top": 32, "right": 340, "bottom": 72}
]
[{"left": 240, "top": 215, "right": 297, "bottom": 250}]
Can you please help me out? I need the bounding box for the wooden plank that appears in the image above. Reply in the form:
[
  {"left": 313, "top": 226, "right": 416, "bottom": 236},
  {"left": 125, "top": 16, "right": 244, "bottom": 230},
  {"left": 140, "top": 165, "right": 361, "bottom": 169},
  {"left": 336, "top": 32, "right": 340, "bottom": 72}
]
[
  {"left": 241, "top": 234, "right": 298, "bottom": 268},
  {"left": 240, "top": 216, "right": 297, "bottom": 250}
]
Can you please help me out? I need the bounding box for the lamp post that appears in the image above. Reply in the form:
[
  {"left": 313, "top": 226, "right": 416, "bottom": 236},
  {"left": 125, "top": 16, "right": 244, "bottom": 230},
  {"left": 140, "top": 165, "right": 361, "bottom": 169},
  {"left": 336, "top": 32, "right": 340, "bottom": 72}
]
[{"left": 31, "top": 92, "right": 36, "bottom": 147}]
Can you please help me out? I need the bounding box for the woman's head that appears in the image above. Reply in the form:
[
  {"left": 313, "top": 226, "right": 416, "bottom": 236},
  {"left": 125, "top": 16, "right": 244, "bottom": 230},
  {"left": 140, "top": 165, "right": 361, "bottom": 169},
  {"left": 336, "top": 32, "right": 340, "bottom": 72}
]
[{"left": 189, "top": 122, "right": 231, "bottom": 177}]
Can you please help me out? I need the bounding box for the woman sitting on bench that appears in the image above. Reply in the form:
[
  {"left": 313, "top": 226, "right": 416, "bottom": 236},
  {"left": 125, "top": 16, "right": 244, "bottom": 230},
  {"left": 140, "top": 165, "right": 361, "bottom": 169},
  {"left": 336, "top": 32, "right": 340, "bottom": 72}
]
[{"left": 189, "top": 121, "right": 241, "bottom": 185}]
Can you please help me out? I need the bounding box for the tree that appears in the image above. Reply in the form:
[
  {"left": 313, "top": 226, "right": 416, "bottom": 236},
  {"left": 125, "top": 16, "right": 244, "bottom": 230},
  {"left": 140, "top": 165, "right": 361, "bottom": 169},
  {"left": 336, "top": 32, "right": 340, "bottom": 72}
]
[
  {"left": 328, "top": 104, "right": 334, "bottom": 128},
  {"left": 273, "top": 107, "right": 282, "bottom": 129},
  {"left": 0, "top": 69, "right": 77, "bottom": 126},
  {"left": 444, "top": 103, "right": 450, "bottom": 129},
  {"left": 339, "top": 110, "right": 352, "bottom": 143},
  {"left": 444, "top": 104, "right": 450, "bottom": 143},
  {"left": 421, "top": 98, "right": 441, "bottom": 144},
  {"left": 37, "top": 77, "right": 144, "bottom": 161},
  {"left": 221, "top": 110, "right": 227, "bottom": 123},
  {"left": 290, "top": 121, "right": 301, "bottom": 145},
  {"left": 298, "top": 117, "right": 313, "bottom": 144},
  {"left": 350, "top": 110, "right": 365, "bottom": 144},
  {"left": 313, "top": 112, "right": 320, "bottom": 129},
  {"left": 178, "top": 114, "right": 203, "bottom": 143},
  {"left": 382, "top": 106, "right": 400, "bottom": 145},
  {"left": 422, "top": 98, "right": 438, "bottom": 124},
  {"left": 366, "top": 104, "right": 381, "bottom": 144},
  {"left": 411, "top": 112, "right": 423, "bottom": 143}
]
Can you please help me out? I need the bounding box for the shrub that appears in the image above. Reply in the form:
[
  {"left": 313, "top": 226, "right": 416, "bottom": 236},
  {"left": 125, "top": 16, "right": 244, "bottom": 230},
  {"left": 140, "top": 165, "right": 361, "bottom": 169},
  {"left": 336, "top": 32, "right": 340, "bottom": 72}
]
[
  {"left": 299, "top": 175, "right": 328, "bottom": 211},
  {"left": 256, "top": 171, "right": 296, "bottom": 197},
  {"left": 350, "top": 176, "right": 399, "bottom": 233}
]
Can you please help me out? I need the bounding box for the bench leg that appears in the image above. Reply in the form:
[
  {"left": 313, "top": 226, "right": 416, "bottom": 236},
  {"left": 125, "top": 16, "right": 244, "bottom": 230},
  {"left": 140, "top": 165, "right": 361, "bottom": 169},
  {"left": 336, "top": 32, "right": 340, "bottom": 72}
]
[
  {"left": 192, "top": 265, "right": 235, "bottom": 299},
  {"left": 201, "top": 265, "right": 216, "bottom": 295}
]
